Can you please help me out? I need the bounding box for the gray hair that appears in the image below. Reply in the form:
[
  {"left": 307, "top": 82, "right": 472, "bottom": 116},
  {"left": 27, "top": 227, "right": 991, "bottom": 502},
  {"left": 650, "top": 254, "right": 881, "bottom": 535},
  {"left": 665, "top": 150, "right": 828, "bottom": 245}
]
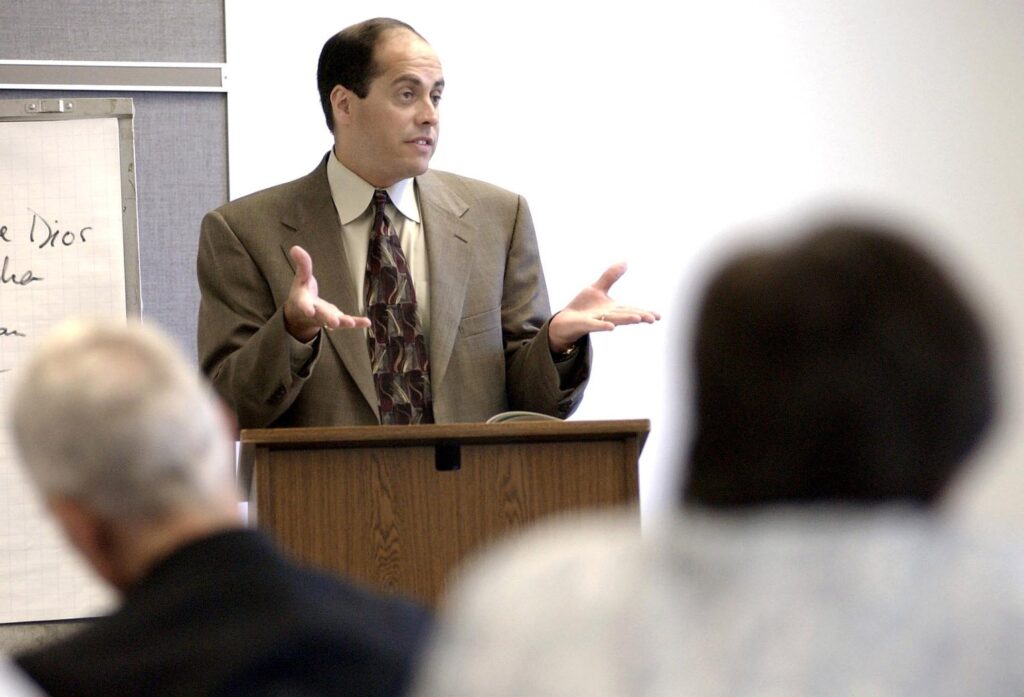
[{"left": 10, "top": 319, "right": 236, "bottom": 520}]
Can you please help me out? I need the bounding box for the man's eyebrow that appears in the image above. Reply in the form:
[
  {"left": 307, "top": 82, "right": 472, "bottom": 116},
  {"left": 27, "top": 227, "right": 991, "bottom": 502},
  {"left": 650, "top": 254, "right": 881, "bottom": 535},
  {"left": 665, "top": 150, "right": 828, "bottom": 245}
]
[{"left": 391, "top": 74, "right": 445, "bottom": 90}]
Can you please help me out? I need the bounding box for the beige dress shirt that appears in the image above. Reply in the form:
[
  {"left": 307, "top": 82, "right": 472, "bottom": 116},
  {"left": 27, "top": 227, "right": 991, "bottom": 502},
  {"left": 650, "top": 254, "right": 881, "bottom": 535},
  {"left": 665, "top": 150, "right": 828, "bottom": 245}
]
[{"left": 326, "top": 151, "right": 430, "bottom": 333}]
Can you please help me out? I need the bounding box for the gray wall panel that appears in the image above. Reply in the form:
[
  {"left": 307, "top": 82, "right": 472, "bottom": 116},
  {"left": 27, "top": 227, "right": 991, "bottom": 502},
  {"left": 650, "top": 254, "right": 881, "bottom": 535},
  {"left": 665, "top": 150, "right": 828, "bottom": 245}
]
[
  {"left": 135, "top": 91, "right": 227, "bottom": 356},
  {"left": 0, "top": 1, "right": 224, "bottom": 62}
]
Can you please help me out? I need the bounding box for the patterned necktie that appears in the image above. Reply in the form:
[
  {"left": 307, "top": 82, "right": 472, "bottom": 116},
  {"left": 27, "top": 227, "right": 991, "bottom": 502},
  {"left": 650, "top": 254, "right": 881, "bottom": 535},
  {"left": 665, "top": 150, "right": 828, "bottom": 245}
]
[{"left": 364, "top": 189, "right": 434, "bottom": 424}]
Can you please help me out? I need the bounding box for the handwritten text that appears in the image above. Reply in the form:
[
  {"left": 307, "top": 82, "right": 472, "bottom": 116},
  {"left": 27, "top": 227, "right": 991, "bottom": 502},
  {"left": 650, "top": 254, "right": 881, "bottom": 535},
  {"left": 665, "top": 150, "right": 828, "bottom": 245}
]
[{"left": 1, "top": 255, "right": 43, "bottom": 286}]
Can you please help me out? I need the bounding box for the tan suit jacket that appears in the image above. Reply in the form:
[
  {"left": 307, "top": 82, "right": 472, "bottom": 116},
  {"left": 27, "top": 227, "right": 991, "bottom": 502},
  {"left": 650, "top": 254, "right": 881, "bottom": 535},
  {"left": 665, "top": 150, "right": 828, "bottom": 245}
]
[{"left": 197, "top": 157, "right": 590, "bottom": 428}]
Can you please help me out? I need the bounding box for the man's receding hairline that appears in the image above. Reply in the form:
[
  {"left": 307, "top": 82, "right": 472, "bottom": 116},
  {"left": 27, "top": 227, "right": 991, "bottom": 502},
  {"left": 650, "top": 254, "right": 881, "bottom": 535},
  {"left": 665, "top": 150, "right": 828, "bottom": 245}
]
[{"left": 367, "top": 26, "right": 437, "bottom": 84}]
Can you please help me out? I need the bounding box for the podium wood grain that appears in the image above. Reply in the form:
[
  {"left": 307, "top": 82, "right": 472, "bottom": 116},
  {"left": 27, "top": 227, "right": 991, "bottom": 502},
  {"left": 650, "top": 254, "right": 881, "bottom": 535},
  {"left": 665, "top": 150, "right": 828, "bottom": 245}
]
[{"left": 241, "top": 420, "right": 647, "bottom": 604}]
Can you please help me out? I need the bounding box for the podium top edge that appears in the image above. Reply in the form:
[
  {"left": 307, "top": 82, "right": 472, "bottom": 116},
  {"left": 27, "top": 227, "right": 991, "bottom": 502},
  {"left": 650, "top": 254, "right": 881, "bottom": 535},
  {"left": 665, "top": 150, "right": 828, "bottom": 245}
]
[{"left": 240, "top": 419, "right": 650, "bottom": 449}]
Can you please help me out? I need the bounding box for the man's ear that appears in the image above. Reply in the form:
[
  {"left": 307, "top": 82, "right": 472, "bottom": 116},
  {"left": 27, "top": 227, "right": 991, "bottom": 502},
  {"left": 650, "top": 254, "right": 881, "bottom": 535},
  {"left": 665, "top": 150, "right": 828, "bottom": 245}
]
[
  {"left": 47, "top": 497, "right": 125, "bottom": 591},
  {"left": 330, "top": 84, "right": 354, "bottom": 126}
]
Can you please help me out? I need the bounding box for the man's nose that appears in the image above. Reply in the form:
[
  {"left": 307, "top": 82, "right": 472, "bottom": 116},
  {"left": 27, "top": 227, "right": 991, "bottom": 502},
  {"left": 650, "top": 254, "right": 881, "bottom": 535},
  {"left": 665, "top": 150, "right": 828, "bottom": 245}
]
[{"left": 418, "top": 98, "right": 439, "bottom": 125}]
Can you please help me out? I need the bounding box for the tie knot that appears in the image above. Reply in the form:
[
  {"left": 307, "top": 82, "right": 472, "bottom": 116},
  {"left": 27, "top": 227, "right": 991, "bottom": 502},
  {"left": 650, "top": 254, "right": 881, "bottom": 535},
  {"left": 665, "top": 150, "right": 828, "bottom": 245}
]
[{"left": 373, "top": 188, "right": 389, "bottom": 210}]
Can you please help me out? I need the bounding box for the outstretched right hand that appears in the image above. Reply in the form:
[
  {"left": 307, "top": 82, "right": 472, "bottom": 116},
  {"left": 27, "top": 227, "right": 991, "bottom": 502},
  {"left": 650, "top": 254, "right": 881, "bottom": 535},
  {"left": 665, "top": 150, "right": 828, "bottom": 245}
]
[{"left": 283, "top": 245, "right": 370, "bottom": 342}]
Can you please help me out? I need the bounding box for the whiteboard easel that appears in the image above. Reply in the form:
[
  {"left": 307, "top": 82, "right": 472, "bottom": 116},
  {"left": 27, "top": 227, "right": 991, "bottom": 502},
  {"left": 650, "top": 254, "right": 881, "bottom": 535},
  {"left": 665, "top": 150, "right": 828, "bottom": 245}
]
[{"left": 0, "top": 97, "right": 141, "bottom": 623}]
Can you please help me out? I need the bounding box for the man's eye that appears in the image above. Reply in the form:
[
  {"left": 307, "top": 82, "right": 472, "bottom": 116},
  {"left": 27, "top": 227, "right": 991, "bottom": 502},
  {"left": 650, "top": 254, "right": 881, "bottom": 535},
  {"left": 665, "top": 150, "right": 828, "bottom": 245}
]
[{"left": 431, "top": 94, "right": 442, "bottom": 106}]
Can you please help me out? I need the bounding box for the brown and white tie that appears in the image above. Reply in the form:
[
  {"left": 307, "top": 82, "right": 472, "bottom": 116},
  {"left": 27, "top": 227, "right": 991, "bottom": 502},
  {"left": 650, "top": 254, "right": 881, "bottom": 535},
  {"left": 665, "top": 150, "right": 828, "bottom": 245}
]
[{"left": 364, "top": 188, "right": 434, "bottom": 424}]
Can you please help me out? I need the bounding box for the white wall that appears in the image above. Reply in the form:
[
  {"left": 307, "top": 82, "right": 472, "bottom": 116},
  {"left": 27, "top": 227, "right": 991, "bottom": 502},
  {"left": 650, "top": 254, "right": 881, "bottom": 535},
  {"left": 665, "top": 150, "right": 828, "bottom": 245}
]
[{"left": 225, "top": 0, "right": 1024, "bottom": 521}]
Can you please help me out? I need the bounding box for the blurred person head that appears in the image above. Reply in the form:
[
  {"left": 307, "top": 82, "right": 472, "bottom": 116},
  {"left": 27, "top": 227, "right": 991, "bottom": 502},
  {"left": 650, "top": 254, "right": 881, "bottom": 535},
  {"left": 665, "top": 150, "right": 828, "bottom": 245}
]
[
  {"left": 683, "top": 218, "right": 995, "bottom": 508},
  {"left": 318, "top": 17, "right": 443, "bottom": 188},
  {"left": 10, "top": 319, "right": 240, "bottom": 591}
]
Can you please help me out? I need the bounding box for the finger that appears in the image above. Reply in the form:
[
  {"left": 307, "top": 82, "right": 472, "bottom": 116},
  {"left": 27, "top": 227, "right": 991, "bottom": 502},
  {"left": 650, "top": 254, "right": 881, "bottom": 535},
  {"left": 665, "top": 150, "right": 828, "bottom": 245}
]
[
  {"left": 603, "top": 306, "right": 661, "bottom": 324},
  {"left": 336, "top": 314, "right": 372, "bottom": 329},
  {"left": 575, "top": 311, "right": 615, "bottom": 332},
  {"left": 314, "top": 300, "right": 372, "bottom": 330},
  {"left": 595, "top": 310, "right": 643, "bottom": 326},
  {"left": 587, "top": 318, "right": 617, "bottom": 333},
  {"left": 311, "top": 299, "right": 345, "bottom": 328},
  {"left": 592, "top": 262, "right": 628, "bottom": 294},
  {"left": 289, "top": 245, "right": 314, "bottom": 285}
]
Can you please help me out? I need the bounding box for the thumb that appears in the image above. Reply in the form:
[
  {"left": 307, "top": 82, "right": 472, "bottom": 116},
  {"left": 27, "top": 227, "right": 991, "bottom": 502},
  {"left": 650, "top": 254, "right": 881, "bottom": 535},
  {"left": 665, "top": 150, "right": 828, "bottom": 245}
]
[
  {"left": 593, "top": 262, "right": 628, "bottom": 293},
  {"left": 289, "top": 245, "right": 314, "bottom": 285}
]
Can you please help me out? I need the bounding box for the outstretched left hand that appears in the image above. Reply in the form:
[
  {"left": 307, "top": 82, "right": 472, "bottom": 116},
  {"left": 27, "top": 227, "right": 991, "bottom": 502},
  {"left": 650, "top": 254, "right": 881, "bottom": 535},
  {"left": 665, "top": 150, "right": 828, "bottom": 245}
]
[{"left": 548, "top": 262, "right": 660, "bottom": 353}]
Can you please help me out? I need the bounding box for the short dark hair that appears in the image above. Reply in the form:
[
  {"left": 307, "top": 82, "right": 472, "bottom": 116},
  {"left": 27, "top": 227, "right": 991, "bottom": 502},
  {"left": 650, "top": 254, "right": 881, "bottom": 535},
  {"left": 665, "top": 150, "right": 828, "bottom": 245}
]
[
  {"left": 682, "top": 218, "right": 995, "bottom": 508},
  {"left": 316, "top": 17, "right": 425, "bottom": 132}
]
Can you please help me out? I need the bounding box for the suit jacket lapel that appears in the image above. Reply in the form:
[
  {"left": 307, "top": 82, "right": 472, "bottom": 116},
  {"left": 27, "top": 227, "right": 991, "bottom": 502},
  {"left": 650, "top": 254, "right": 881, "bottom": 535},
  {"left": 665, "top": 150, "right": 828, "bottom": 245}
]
[
  {"left": 280, "top": 156, "right": 378, "bottom": 416},
  {"left": 417, "top": 171, "right": 472, "bottom": 395}
]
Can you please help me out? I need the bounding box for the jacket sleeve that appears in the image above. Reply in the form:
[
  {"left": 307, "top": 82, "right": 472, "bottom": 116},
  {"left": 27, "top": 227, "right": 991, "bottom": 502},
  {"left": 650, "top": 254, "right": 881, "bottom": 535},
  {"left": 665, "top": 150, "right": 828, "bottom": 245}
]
[
  {"left": 501, "top": 196, "right": 591, "bottom": 418},
  {"left": 197, "top": 209, "right": 318, "bottom": 428}
]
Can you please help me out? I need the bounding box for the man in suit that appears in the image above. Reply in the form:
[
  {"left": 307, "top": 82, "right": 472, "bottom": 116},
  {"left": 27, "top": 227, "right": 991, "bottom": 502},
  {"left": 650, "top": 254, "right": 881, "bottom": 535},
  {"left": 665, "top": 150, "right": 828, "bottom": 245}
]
[
  {"left": 198, "top": 17, "right": 657, "bottom": 428},
  {"left": 9, "top": 320, "right": 432, "bottom": 697}
]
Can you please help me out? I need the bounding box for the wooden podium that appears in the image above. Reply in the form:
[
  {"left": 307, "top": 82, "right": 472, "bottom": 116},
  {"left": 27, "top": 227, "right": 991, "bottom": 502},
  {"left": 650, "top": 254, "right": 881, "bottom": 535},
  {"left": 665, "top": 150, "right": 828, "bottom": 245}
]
[{"left": 239, "top": 419, "right": 647, "bottom": 604}]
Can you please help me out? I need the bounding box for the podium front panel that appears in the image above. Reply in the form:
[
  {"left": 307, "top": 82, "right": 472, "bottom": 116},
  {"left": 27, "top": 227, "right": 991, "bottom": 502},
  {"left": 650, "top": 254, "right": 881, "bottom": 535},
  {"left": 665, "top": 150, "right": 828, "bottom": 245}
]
[{"left": 246, "top": 422, "right": 643, "bottom": 604}]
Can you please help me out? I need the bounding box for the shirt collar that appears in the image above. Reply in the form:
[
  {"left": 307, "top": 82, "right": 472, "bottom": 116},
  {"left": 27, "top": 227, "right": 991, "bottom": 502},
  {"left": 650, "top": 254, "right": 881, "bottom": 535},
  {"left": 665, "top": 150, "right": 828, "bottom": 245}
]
[{"left": 326, "top": 150, "right": 421, "bottom": 224}]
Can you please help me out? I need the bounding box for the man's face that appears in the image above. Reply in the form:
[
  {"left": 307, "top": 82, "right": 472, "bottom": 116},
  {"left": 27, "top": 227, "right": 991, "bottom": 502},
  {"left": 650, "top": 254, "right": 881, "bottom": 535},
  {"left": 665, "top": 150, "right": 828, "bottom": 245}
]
[{"left": 334, "top": 29, "right": 444, "bottom": 188}]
